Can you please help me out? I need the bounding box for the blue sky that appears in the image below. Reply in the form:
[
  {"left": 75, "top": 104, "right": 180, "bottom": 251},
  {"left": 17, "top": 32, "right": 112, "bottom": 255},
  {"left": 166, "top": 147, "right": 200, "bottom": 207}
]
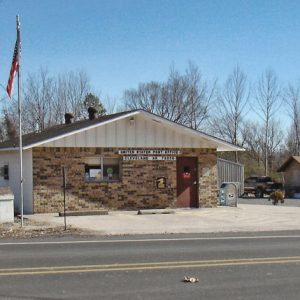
[{"left": 1, "top": 0, "right": 300, "bottom": 104}]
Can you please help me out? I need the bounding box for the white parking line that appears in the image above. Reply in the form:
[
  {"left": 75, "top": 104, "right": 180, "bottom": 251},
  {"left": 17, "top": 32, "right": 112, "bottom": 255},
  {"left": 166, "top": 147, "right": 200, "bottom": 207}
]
[{"left": 0, "top": 235, "right": 300, "bottom": 246}]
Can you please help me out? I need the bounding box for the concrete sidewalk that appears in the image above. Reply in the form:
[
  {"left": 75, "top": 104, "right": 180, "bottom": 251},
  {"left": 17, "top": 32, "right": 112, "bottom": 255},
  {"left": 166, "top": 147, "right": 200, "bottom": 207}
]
[{"left": 27, "top": 204, "right": 300, "bottom": 235}]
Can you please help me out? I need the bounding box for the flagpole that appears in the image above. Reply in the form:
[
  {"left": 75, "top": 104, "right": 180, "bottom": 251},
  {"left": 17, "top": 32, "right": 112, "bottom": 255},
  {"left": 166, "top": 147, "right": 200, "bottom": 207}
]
[{"left": 16, "top": 15, "right": 24, "bottom": 227}]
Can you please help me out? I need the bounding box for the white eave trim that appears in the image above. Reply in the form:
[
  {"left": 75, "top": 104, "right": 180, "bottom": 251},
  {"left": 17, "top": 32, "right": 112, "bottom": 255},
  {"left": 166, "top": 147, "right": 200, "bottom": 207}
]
[
  {"left": 0, "top": 147, "right": 33, "bottom": 152},
  {"left": 0, "top": 147, "right": 19, "bottom": 152}
]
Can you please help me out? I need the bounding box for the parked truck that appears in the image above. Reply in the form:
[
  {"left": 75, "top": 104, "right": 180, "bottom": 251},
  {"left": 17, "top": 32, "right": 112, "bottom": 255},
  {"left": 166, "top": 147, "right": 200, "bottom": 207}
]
[{"left": 243, "top": 176, "right": 283, "bottom": 198}]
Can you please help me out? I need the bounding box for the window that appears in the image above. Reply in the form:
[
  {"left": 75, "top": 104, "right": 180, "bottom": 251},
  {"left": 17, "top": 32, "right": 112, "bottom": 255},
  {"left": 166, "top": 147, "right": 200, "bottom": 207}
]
[
  {"left": 103, "top": 158, "right": 120, "bottom": 181},
  {"left": 257, "top": 176, "right": 271, "bottom": 183},
  {"left": 245, "top": 177, "right": 256, "bottom": 184},
  {"left": 3, "top": 165, "right": 9, "bottom": 180},
  {"left": 85, "top": 157, "right": 120, "bottom": 182}
]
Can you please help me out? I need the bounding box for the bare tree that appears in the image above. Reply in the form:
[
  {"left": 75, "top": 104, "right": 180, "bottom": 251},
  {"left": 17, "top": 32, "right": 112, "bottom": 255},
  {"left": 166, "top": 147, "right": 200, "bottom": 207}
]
[
  {"left": 181, "top": 62, "right": 216, "bottom": 130},
  {"left": 102, "top": 95, "right": 118, "bottom": 114},
  {"left": 3, "top": 68, "right": 97, "bottom": 135},
  {"left": 124, "top": 81, "right": 161, "bottom": 113},
  {"left": 284, "top": 83, "right": 300, "bottom": 155},
  {"left": 255, "top": 70, "right": 281, "bottom": 175},
  {"left": 210, "top": 66, "right": 249, "bottom": 161},
  {"left": 18, "top": 69, "right": 91, "bottom": 132},
  {"left": 49, "top": 70, "right": 92, "bottom": 124},
  {"left": 52, "top": 75, "right": 68, "bottom": 124},
  {"left": 267, "top": 120, "right": 284, "bottom": 171},
  {"left": 159, "top": 67, "right": 187, "bottom": 123},
  {"left": 124, "top": 62, "right": 215, "bottom": 130},
  {"left": 57, "top": 70, "right": 91, "bottom": 121},
  {"left": 22, "top": 68, "right": 54, "bottom": 132},
  {"left": 241, "top": 120, "right": 263, "bottom": 164}
]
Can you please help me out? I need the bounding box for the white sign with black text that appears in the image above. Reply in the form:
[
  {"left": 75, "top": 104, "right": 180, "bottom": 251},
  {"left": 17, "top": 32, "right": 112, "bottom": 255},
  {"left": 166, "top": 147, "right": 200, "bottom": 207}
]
[
  {"left": 123, "top": 156, "right": 176, "bottom": 161},
  {"left": 118, "top": 149, "right": 180, "bottom": 155}
]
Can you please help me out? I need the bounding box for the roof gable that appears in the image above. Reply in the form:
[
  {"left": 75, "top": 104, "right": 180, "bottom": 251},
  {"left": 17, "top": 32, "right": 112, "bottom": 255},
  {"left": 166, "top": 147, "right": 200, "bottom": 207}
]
[
  {"left": 278, "top": 156, "right": 300, "bottom": 172},
  {"left": 0, "top": 110, "right": 243, "bottom": 152}
]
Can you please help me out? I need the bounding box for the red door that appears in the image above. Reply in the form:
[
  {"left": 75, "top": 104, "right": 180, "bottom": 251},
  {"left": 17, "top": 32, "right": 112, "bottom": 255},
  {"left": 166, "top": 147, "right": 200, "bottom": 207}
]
[{"left": 176, "top": 157, "right": 198, "bottom": 208}]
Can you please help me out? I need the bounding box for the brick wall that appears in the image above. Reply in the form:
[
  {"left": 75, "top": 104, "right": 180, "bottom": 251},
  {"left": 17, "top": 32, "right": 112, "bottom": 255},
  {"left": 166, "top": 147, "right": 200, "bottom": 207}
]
[{"left": 32, "top": 147, "right": 217, "bottom": 213}]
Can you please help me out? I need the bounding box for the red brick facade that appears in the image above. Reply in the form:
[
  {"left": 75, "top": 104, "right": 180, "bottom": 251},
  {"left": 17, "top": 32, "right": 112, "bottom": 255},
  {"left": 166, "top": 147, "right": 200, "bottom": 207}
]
[{"left": 32, "top": 147, "right": 217, "bottom": 213}]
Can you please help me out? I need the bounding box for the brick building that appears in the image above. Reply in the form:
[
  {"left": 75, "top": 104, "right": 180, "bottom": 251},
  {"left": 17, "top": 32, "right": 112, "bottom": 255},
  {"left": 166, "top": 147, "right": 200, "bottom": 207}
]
[{"left": 0, "top": 110, "right": 242, "bottom": 214}]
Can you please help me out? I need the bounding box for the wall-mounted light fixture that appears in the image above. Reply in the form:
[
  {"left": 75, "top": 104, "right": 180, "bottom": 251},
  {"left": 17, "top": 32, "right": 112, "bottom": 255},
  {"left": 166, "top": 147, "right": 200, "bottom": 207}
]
[{"left": 129, "top": 117, "right": 135, "bottom": 125}]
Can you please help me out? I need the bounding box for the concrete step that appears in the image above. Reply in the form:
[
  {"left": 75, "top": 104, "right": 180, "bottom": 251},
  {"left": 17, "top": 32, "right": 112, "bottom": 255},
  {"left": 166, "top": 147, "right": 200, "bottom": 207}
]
[
  {"left": 137, "top": 209, "right": 175, "bottom": 215},
  {"left": 59, "top": 210, "right": 108, "bottom": 217}
]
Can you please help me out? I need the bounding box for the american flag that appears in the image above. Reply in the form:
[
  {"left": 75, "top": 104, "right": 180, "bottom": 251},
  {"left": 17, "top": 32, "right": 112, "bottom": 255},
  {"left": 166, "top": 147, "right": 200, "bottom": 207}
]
[{"left": 6, "top": 24, "right": 20, "bottom": 98}]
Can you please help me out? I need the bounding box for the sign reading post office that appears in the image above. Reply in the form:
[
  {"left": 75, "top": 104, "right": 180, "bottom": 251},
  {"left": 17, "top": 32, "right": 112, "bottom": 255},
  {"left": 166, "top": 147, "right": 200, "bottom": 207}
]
[{"left": 119, "top": 149, "right": 180, "bottom": 161}]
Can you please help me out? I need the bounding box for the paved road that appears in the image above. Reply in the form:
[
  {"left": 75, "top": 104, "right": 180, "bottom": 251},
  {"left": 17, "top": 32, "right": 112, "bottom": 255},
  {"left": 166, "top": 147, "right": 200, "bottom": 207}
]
[
  {"left": 238, "top": 197, "right": 300, "bottom": 206},
  {"left": 1, "top": 233, "right": 300, "bottom": 299}
]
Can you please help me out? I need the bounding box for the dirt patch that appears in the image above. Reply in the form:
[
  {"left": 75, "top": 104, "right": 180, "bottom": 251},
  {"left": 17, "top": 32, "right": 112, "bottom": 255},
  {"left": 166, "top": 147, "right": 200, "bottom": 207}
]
[{"left": 0, "top": 217, "right": 93, "bottom": 239}]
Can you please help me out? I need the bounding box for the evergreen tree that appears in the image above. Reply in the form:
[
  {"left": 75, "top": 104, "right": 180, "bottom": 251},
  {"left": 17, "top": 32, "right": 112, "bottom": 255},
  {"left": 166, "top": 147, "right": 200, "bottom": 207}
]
[{"left": 83, "top": 93, "right": 106, "bottom": 117}]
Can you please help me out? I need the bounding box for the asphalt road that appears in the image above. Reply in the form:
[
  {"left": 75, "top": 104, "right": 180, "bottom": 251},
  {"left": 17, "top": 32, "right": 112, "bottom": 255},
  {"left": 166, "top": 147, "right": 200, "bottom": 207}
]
[
  {"left": 238, "top": 197, "right": 300, "bottom": 206},
  {"left": 1, "top": 232, "right": 300, "bottom": 300}
]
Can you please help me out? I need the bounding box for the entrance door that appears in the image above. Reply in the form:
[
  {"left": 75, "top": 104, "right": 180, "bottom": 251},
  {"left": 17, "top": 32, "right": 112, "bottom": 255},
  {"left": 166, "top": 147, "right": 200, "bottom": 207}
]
[{"left": 176, "top": 157, "right": 198, "bottom": 208}]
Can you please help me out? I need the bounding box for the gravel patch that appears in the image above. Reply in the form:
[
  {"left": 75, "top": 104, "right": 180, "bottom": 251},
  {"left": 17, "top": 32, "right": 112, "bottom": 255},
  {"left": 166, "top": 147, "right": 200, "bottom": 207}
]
[{"left": 0, "top": 216, "right": 92, "bottom": 239}]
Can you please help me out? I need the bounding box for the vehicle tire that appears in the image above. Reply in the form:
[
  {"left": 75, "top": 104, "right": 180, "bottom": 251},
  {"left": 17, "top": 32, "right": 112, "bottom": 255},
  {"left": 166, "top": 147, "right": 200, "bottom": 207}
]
[{"left": 255, "top": 188, "right": 263, "bottom": 198}]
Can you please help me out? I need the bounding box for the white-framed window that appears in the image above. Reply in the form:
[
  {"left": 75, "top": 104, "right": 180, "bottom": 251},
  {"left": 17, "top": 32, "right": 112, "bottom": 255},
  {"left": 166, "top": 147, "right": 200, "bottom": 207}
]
[
  {"left": 84, "top": 157, "right": 121, "bottom": 182},
  {"left": 0, "top": 164, "right": 9, "bottom": 180}
]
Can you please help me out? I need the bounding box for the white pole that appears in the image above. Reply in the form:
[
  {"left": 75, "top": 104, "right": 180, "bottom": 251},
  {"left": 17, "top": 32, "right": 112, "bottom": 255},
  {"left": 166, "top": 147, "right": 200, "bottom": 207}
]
[{"left": 16, "top": 15, "right": 24, "bottom": 227}]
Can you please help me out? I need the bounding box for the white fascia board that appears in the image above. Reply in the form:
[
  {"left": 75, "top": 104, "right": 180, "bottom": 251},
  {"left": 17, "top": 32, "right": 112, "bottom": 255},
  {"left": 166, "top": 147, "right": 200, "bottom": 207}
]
[
  {"left": 0, "top": 148, "right": 32, "bottom": 153},
  {"left": 23, "top": 111, "right": 140, "bottom": 150},
  {"left": 140, "top": 111, "right": 244, "bottom": 152}
]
